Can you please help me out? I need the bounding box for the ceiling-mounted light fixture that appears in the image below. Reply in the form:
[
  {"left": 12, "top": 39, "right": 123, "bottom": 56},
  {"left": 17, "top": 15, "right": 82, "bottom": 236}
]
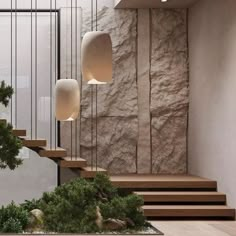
[
  {"left": 161, "top": 0, "right": 168, "bottom": 2},
  {"left": 81, "top": 31, "right": 112, "bottom": 85}
]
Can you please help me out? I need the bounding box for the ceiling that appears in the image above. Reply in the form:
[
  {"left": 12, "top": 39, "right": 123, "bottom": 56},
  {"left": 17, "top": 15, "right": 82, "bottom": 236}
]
[{"left": 114, "top": 0, "right": 199, "bottom": 9}]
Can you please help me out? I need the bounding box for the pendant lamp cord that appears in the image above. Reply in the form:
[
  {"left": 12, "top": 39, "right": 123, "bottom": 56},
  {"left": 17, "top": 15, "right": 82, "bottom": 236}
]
[
  {"left": 91, "top": 0, "right": 94, "bottom": 170},
  {"left": 95, "top": 0, "right": 98, "bottom": 171},
  {"left": 50, "top": 0, "right": 53, "bottom": 148},
  {"left": 79, "top": 2, "right": 83, "bottom": 159},
  {"left": 35, "top": 0, "right": 38, "bottom": 138},
  {"left": 15, "top": 0, "right": 17, "bottom": 128},
  {"left": 55, "top": 0, "right": 57, "bottom": 149},
  {"left": 75, "top": 0, "right": 78, "bottom": 160},
  {"left": 70, "top": 0, "right": 73, "bottom": 159},
  {"left": 10, "top": 0, "right": 13, "bottom": 125},
  {"left": 30, "top": 0, "right": 33, "bottom": 138},
  {"left": 66, "top": 0, "right": 68, "bottom": 79}
]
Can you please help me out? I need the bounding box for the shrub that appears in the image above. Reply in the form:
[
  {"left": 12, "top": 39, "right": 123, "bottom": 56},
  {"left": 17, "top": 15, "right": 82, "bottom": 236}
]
[
  {"left": 15, "top": 174, "right": 146, "bottom": 233},
  {"left": 40, "top": 177, "right": 99, "bottom": 233},
  {"left": 0, "top": 80, "right": 23, "bottom": 170},
  {"left": 0, "top": 81, "right": 13, "bottom": 107},
  {"left": 99, "top": 194, "right": 146, "bottom": 227},
  {"left": 1, "top": 218, "right": 23, "bottom": 233},
  {"left": 0, "top": 202, "right": 28, "bottom": 233},
  {"left": 0, "top": 122, "right": 23, "bottom": 170},
  {"left": 34, "top": 174, "right": 145, "bottom": 233}
]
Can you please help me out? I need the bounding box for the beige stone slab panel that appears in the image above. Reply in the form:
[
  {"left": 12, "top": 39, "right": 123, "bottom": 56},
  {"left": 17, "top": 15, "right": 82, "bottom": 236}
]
[{"left": 137, "top": 9, "right": 151, "bottom": 174}]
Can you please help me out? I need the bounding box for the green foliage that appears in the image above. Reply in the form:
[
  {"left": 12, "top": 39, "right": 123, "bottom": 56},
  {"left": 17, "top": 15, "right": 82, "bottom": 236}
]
[
  {"left": 0, "top": 81, "right": 13, "bottom": 107},
  {"left": 39, "top": 177, "right": 99, "bottom": 233},
  {"left": 0, "top": 122, "right": 23, "bottom": 170},
  {"left": 3, "top": 174, "right": 146, "bottom": 233},
  {"left": 93, "top": 172, "right": 118, "bottom": 201},
  {"left": 20, "top": 199, "right": 41, "bottom": 212},
  {"left": 20, "top": 174, "right": 146, "bottom": 233},
  {"left": 0, "top": 202, "right": 29, "bottom": 233},
  {"left": 99, "top": 194, "right": 146, "bottom": 226},
  {"left": 2, "top": 218, "right": 23, "bottom": 233},
  {"left": 0, "top": 80, "right": 23, "bottom": 170}
]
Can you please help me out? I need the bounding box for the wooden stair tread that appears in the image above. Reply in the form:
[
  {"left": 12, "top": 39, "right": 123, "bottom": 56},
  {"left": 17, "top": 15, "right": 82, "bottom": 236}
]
[
  {"left": 142, "top": 205, "right": 235, "bottom": 218},
  {"left": 12, "top": 129, "right": 27, "bottom": 136},
  {"left": 21, "top": 138, "right": 47, "bottom": 148},
  {"left": 80, "top": 166, "right": 108, "bottom": 178},
  {"left": 134, "top": 191, "right": 226, "bottom": 202},
  {"left": 60, "top": 157, "right": 87, "bottom": 168},
  {"left": 110, "top": 175, "right": 217, "bottom": 189},
  {"left": 38, "top": 147, "right": 67, "bottom": 158}
]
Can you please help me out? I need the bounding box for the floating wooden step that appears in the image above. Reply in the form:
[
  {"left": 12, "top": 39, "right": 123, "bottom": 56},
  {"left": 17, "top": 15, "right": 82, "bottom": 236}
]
[
  {"left": 110, "top": 175, "right": 217, "bottom": 190},
  {"left": 134, "top": 191, "right": 226, "bottom": 203},
  {"left": 80, "top": 166, "right": 108, "bottom": 178},
  {"left": 142, "top": 205, "right": 235, "bottom": 219},
  {"left": 21, "top": 138, "right": 47, "bottom": 148},
  {"left": 38, "top": 147, "right": 67, "bottom": 158},
  {"left": 60, "top": 157, "right": 87, "bottom": 168},
  {"left": 12, "top": 129, "right": 27, "bottom": 137}
]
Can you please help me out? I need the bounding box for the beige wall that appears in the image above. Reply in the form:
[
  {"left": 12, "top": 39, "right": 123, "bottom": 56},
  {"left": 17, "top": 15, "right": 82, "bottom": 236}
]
[{"left": 188, "top": 0, "right": 236, "bottom": 208}]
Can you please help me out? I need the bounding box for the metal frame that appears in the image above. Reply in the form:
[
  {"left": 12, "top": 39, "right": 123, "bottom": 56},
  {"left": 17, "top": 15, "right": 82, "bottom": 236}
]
[{"left": 0, "top": 8, "right": 61, "bottom": 186}]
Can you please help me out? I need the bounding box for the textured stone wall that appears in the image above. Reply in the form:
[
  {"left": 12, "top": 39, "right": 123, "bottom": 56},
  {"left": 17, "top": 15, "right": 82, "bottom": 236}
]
[
  {"left": 60, "top": 8, "right": 188, "bottom": 175},
  {"left": 151, "top": 9, "right": 188, "bottom": 173},
  {"left": 61, "top": 7, "right": 138, "bottom": 174}
]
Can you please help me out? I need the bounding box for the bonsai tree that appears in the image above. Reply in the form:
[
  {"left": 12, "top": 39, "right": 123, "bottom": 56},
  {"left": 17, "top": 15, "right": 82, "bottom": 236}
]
[{"left": 0, "top": 81, "right": 22, "bottom": 170}]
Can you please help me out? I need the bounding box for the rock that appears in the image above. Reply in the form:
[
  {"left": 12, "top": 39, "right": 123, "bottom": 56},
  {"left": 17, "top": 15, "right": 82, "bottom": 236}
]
[
  {"left": 103, "top": 218, "right": 127, "bottom": 231},
  {"left": 124, "top": 217, "right": 135, "bottom": 227},
  {"left": 26, "top": 209, "right": 44, "bottom": 233},
  {"left": 95, "top": 206, "right": 103, "bottom": 230}
]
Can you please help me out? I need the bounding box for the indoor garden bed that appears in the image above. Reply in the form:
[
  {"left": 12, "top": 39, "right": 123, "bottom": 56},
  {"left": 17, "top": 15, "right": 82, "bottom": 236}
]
[{"left": 0, "top": 174, "right": 162, "bottom": 235}]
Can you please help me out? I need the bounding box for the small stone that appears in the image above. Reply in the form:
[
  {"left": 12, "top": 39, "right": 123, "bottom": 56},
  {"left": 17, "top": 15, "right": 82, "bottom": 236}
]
[
  {"left": 26, "top": 209, "right": 44, "bottom": 233},
  {"left": 95, "top": 206, "right": 103, "bottom": 230},
  {"left": 103, "top": 218, "right": 127, "bottom": 231}
]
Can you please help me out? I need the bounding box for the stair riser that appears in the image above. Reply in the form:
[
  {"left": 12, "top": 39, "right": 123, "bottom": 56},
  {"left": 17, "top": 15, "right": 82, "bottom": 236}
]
[
  {"left": 140, "top": 196, "right": 226, "bottom": 203},
  {"left": 12, "top": 130, "right": 27, "bottom": 136},
  {"left": 22, "top": 140, "right": 47, "bottom": 148},
  {"left": 39, "top": 151, "right": 67, "bottom": 158},
  {"left": 112, "top": 182, "right": 217, "bottom": 190},
  {"left": 143, "top": 209, "right": 235, "bottom": 218},
  {"left": 60, "top": 161, "right": 87, "bottom": 168},
  {"left": 80, "top": 171, "right": 108, "bottom": 178}
]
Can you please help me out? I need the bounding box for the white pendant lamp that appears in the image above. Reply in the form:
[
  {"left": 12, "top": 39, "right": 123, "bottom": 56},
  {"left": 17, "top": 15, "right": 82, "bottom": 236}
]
[
  {"left": 55, "top": 1, "right": 80, "bottom": 122},
  {"left": 55, "top": 79, "right": 80, "bottom": 121},
  {"left": 81, "top": 31, "right": 112, "bottom": 84}
]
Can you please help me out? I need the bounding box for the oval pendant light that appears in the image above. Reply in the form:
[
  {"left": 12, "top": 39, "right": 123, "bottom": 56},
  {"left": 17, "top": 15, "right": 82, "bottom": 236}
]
[
  {"left": 81, "top": 31, "right": 112, "bottom": 85},
  {"left": 55, "top": 79, "right": 80, "bottom": 121}
]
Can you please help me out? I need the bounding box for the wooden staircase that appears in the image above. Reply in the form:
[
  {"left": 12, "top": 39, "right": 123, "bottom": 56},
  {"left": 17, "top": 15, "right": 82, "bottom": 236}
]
[
  {"left": 0, "top": 119, "right": 107, "bottom": 178},
  {"left": 110, "top": 175, "right": 235, "bottom": 220},
  {"left": 2, "top": 119, "right": 235, "bottom": 219}
]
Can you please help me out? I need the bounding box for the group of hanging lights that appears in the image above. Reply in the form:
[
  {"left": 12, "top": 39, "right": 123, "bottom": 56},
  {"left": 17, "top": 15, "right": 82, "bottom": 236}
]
[{"left": 10, "top": 0, "right": 112, "bottom": 169}]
